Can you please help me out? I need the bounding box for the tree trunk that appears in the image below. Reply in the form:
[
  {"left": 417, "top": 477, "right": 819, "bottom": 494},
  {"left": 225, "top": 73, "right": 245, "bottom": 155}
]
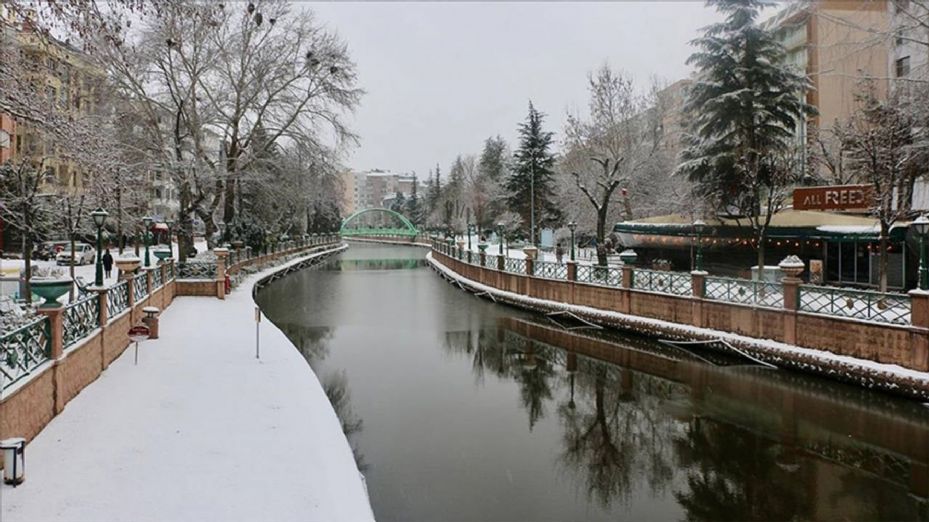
[
  {"left": 68, "top": 236, "right": 76, "bottom": 302},
  {"left": 22, "top": 217, "right": 32, "bottom": 306},
  {"left": 756, "top": 232, "right": 766, "bottom": 273},
  {"left": 596, "top": 206, "right": 608, "bottom": 267},
  {"left": 879, "top": 221, "right": 889, "bottom": 293},
  {"left": 116, "top": 184, "right": 124, "bottom": 255}
]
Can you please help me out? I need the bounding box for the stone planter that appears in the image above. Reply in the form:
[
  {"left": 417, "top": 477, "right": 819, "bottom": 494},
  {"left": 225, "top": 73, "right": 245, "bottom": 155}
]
[
  {"left": 152, "top": 249, "right": 172, "bottom": 262},
  {"left": 619, "top": 249, "right": 638, "bottom": 265},
  {"left": 115, "top": 257, "right": 141, "bottom": 279},
  {"left": 231, "top": 240, "right": 244, "bottom": 250},
  {"left": 522, "top": 246, "right": 538, "bottom": 260},
  {"left": 31, "top": 278, "right": 72, "bottom": 308}
]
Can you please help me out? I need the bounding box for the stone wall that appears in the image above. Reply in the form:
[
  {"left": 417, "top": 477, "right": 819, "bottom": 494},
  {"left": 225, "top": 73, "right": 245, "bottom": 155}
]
[{"left": 431, "top": 249, "right": 929, "bottom": 374}]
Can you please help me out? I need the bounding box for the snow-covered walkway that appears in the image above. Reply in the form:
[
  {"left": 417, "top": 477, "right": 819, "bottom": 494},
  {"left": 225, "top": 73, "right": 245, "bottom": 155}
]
[{"left": 1, "top": 246, "right": 374, "bottom": 522}]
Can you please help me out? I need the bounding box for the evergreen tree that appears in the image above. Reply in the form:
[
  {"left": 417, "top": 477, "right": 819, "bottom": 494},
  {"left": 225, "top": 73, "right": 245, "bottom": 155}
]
[
  {"left": 405, "top": 173, "right": 423, "bottom": 226},
  {"left": 507, "top": 101, "right": 561, "bottom": 244},
  {"left": 676, "top": 0, "right": 813, "bottom": 267}
]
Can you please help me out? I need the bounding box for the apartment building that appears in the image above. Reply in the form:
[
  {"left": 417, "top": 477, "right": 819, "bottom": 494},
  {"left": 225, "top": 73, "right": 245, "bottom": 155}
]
[
  {"left": 341, "top": 169, "right": 417, "bottom": 214},
  {"left": 766, "top": 0, "right": 891, "bottom": 148},
  {"left": 890, "top": 0, "right": 929, "bottom": 87}
]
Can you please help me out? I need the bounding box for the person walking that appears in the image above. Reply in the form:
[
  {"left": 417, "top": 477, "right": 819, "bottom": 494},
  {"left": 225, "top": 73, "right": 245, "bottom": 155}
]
[{"left": 102, "top": 249, "right": 114, "bottom": 279}]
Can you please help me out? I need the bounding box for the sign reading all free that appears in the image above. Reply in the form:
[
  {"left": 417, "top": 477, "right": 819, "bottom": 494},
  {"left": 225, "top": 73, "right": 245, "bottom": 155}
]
[{"left": 793, "top": 184, "right": 873, "bottom": 211}]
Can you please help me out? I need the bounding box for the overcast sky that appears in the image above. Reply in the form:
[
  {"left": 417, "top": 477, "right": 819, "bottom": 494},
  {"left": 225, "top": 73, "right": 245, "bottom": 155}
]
[{"left": 305, "top": 1, "right": 725, "bottom": 179}]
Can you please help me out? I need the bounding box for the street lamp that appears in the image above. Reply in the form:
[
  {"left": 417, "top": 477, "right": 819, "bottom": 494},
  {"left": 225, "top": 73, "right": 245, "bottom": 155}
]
[
  {"left": 693, "top": 219, "right": 707, "bottom": 272},
  {"left": 497, "top": 223, "right": 505, "bottom": 255},
  {"left": 166, "top": 220, "right": 175, "bottom": 258},
  {"left": 91, "top": 208, "right": 108, "bottom": 286},
  {"left": 467, "top": 222, "right": 473, "bottom": 252},
  {"left": 142, "top": 216, "right": 153, "bottom": 268},
  {"left": 567, "top": 221, "right": 577, "bottom": 262},
  {"left": 914, "top": 215, "right": 929, "bottom": 290}
]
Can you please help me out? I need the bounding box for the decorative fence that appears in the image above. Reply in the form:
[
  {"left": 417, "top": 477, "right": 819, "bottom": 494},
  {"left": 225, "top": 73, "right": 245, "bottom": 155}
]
[
  {"left": 632, "top": 268, "right": 693, "bottom": 297},
  {"left": 705, "top": 277, "right": 784, "bottom": 308},
  {"left": 152, "top": 266, "right": 164, "bottom": 288},
  {"left": 504, "top": 258, "right": 527, "bottom": 275},
  {"left": 485, "top": 254, "right": 502, "bottom": 269},
  {"left": 177, "top": 262, "right": 217, "bottom": 280},
  {"left": 575, "top": 265, "right": 622, "bottom": 286},
  {"left": 0, "top": 318, "right": 51, "bottom": 386},
  {"left": 534, "top": 260, "right": 568, "bottom": 280},
  {"left": 63, "top": 294, "right": 100, "bottom": 350},
  {"left": 133, "top": 272, "right": 149, "bottom": 302},
  {"left": 108, "top": 281, "right": 130, "bottom": 317},
  {"left": 799, "top": 285, "right": 911, "bottom": 325}
]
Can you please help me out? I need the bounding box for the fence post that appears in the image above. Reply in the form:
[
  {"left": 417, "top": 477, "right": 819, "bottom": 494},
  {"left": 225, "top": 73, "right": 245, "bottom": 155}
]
[
  {"left": 621, "top": 265, "right": 634, "bottom": 289},
  {"left": 96, "top": 288, "right": 109, "bottom": 327},
  {"left": 497, "top": 255, "right": 505, "bottom": 271},
  {"left": 127, "top": 276, "right": 136, "bottom": 310},
  {"left": 145, "top": 268, "right": 154, "bottom": 298},
  {"left": 910, "top": 290, "right": 929, "bottom": 371},
  {"left": 215, "top": 248, "right": 229, "bottom": 300},
  {"left": 778, "top": 258, "right": 804, "bottom": 345},
  {"left": 566, "top": 260, "right": 577, "bottom": 282},
  {"left": 37, "top": 307, "right": 64, "bottom": 361},
  {"left": 479, "top": 251, "right": 486, "bottom": 267},
  {"left": 690, "top": 270, "right": 706, "bottom": 328}
]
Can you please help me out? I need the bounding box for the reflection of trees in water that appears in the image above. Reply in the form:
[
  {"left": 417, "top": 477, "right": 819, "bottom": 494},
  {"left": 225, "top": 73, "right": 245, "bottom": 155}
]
[
  {"left": 558, "top": 358, "right": 679, "bottom": 508},
  {"left": 673, "top": 417, "right": 814, "bottom": 521},
  {"left": 276, "top": 322, "right": 367, "bottom": 470},
  {"left": 323, "top": 371, "right": 367, "bottom": 472},
  {"left": 334, "top": 259, "right": 426, "bottom": 271}
]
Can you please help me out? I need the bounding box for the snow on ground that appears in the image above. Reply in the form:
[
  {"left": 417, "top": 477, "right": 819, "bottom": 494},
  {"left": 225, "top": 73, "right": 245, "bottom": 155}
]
[{"left": 1, "top": 245, "right": 374, "bottom": 522}]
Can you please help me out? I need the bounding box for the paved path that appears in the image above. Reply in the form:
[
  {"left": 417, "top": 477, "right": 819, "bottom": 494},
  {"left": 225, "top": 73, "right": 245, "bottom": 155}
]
[{"left": 2, "top": 247, "right": 374, "bottom": 522}]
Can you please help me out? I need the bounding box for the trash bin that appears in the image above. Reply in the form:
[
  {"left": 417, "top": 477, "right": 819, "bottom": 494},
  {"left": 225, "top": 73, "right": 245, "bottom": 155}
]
[
  {"left": 1, "top": 437, "right": 26, "bottom": 485},
  {"left": 142, "top": 306, "right": 160, "bottom": 339}
]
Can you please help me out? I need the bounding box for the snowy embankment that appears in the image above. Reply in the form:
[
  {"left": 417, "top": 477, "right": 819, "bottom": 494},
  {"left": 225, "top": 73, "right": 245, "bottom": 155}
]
[
  {"left": 427, "top": 252, "right": 929, "bottom": 401},
  {"left": 2, "top": 244, "right": 375, "bottom": 522},
  {"left": 344, "top": 236, "right": 431, "bottom": 248}
]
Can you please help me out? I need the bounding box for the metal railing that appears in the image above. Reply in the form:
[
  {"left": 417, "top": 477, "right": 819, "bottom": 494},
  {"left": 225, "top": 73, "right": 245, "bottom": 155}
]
[
  {"left": 705, "top": 277, "right": 784, "bottom": 308},
  {"left": 133, "top": 272, "right": 149, "bottom": 302},
  {"left": 177, "top": 262, "right": 217, "bottom": 280},
  {"left": 534, "top": 260, "right": 568, "bottom": 280},
  {"left": 63, "top": 293, "right": 100, "bottom": 349},
  {"left": 799, "top": 285, "right": 911, "bottom": 325},
  {"left": 152, "top": 266, "right": 164, "bottom": 288},
  {"left": 504, "top": 257, "right": 526, "bottom": 275},
  {"left": 575, "top": 265, "right": 622, "bottom": 286},
  {"left": 485, "top": 254, "right": 501, "bottom": 268},
  {"left": 0, "top": 317, "right": 51, "bottom": 388},
  {"left": 631, "top": 268, "right": 693, "bottom": 296},
  {"left": 165, "top": 262, "right": 176, "bottom": 280},
  {"left": 108, "top": 281, "right": 130, "bottom": 317}
]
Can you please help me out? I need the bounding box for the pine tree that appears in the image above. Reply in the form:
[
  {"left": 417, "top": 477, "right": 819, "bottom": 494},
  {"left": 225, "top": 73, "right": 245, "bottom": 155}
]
[
  {"left": 406, "top": 173, "right": 422, "bottom": 226},
  {"left": 676, "top": 0, "right": 813, "bottom": 268},
  {"left": 507, "top": 101, "right": 561, "bottom": 244}
]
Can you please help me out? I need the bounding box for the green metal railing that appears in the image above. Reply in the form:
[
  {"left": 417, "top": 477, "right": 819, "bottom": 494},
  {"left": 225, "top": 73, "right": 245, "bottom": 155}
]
[
  {"left": 63, "top": 294, "right": 100, "bottom": 350},
  {"left": 108, "top": 281, "right": 130, "bottom": 317},
  {"left": 504, "top": 257, "right": 527, "bottom": 275},
  {"left": 575, "top": 265, "right": 622, "bottom": 286},
  {"left": 132, "top": 272, "right": 149, "bottom": 302},
  {"left": 0, "top": 317, "right": 51, "bottom": 388},
  {"left": 799, "top": 285, "right": 911, "bottom": 325},
  {"left": 630, "top": 268, "right": 693, "bottom": 296},
  {"left": 152, "top": 266, "right": 164, "bottom": 288},
  {"left": 166, "top": 262, "right": 176, "bottom": 280},
  {"left": 705, "top": 276, "right": 784, "bottom": 308},
  {"left": 534, "top": 260, "right": 568, "bottom": 280}
]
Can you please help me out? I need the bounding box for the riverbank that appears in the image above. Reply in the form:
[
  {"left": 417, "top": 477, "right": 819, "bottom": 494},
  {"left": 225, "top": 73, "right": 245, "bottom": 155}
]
[
  {"left": 1, "top": 244, "right": 375, "bottom": 522},
  {"left": 427, "top": 251, "right": 929, "bottom": 401}
]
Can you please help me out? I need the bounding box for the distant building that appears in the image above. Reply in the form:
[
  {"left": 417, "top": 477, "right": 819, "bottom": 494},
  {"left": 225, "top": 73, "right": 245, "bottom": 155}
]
[
  {"left": 889, "top": 0, "right": 929, "bottom": 90},
  {"left": 341, "top": 169, "right": 417, "bottom": 214}
]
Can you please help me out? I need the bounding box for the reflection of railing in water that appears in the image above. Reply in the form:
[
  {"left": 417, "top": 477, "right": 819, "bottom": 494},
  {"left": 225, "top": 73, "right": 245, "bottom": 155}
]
[
  {"left": 333, "top": 258, "right": 427, "bottom": 271},
  {"left": 491, "top": 316, "right": 929, "bottom": 496}
]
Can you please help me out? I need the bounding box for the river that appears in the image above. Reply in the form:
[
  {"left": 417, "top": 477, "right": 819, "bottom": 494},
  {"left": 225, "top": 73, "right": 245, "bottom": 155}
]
[{"left": 256, "top": 243, "right": 929, "bottom": 521}]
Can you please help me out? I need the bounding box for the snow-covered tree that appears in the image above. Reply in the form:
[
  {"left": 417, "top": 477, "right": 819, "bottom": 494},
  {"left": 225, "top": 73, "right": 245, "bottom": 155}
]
[
  {"left": 507, "top": 102, "right": 561, "bottom": 244},
  {"left": 562, "top": 66, "right": 665, "bottom": 266},
  {"left": 677, "top": 0, "right": 814, "bottom": 268},
  {"left": 474, "top": 136, "right": 509, "bottom": 230}
]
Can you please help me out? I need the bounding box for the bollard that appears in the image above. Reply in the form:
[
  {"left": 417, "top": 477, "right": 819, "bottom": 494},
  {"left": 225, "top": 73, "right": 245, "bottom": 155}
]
[{"left": 141, "top": 306, "right": 160, "bottom": 339}]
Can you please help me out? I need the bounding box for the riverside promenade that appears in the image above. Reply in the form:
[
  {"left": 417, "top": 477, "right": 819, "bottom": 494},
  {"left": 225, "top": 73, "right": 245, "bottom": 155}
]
[{"left": 2, "top": 246, "right": 374, "bottom": 522}]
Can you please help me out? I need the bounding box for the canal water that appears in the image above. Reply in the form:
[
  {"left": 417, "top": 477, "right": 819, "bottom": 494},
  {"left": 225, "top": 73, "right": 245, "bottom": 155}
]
[{"left": 257, "top": 243, "right": 929, "bottom": 521}]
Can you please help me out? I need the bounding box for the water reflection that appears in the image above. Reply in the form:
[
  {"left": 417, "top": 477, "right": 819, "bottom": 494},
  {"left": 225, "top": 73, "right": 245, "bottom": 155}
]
[{"left": 259, "top": 245, "right": 929, "bottom": 521}]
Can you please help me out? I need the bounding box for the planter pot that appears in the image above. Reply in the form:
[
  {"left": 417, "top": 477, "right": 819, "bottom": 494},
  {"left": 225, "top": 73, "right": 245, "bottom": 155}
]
[
  {"left": 115, "top": 257, "right": 141, "bottom": 278},
  {"left": 231, "top": 240, "right": 245, "bottom": 250},
  {"left": 153, "top": 249, "right": 172, "bottom": 262},
  {"left": 31, "top": 278, "right": 73, "bottom": 308}
]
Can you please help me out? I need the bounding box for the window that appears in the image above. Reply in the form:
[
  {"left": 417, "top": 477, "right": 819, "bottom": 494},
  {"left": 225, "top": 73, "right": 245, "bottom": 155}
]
[
  {"left": 0, "top": 129, "right": 9, "bottom": 149},
  {"left": 896, "top": 56, "right": 911, "bottom": 77}
]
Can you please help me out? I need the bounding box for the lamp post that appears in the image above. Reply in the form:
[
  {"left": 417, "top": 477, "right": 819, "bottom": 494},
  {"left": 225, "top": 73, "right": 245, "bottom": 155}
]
[
  {"left": 914, "top": 215, "right": 929, "bottom": 290},
  {"left": 166, "top": 220, "right": 175, "bottom": 258},
  {"left": 497, "top": 223, "right": 505, "bottom": 255},
  {"left": 693, "top": 219, "right": 706, "bottom": 272},
  {"left": 142, "top": 216, "right": 153, "bottom": 268},
  {"left": 567, "top": 221, "right": 577, "bottom": 262},
  {"left": 467, "top": 222, "right": 473, "bottom": 252},
  {"left": 91, "top": 208, "right": 108, "bottom": 286}
]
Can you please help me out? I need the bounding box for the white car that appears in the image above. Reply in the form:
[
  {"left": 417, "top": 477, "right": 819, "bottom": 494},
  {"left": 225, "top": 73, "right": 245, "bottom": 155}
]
[{"left": 56, "top": 244, "right": 96, "bottom": 266}]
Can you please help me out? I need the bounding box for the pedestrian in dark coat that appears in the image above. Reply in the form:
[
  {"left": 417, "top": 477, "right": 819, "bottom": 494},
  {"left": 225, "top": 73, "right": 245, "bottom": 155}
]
[{"left": 102, "top": 249, "right": 114, "bottom": 279}]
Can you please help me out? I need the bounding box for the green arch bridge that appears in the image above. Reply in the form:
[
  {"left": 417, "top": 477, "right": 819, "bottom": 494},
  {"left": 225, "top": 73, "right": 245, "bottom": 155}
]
[{"left": 340, "top": 208, "right": 419, "bottom": 238}]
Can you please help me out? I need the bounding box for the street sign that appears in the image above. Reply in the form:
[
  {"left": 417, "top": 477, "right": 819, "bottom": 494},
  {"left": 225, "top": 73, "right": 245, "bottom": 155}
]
[{"left": 128, "top": 325, "right": 150, "bottom": 343}]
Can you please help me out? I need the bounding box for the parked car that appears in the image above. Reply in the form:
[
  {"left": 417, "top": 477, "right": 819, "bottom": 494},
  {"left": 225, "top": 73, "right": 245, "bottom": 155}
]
[
  {"left": 56, "top": 244, "right": 96, "bottom": 266},
  {"left": 34, "top": 240, "right": 70, "bottom": 261}
]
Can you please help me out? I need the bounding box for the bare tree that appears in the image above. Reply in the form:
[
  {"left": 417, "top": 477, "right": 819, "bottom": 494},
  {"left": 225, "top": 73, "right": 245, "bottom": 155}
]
[{"left": 563, "top": 66, "right": 664, "bottom": 266}]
